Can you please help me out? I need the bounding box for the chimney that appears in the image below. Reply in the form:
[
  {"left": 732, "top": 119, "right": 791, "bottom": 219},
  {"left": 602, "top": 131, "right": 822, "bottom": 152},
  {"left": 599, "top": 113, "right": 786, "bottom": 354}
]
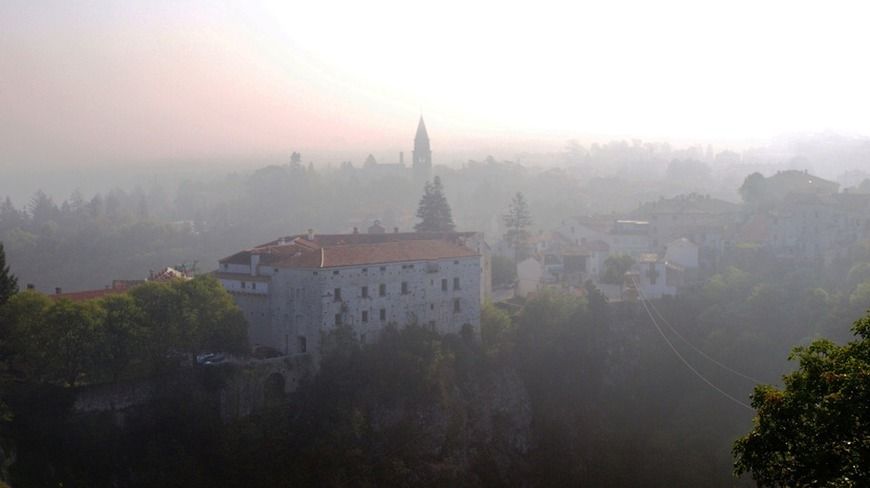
[
  {"left": 307, "top": 228, "right": 314, "bottom": 240},
  {"left": 353, "top": 227, "right": 359, "bottom": 234},
  {"left": 55, "top": 287, "right": 62, "bottom": 295},
  {"left": 26, "top": 283, "right": 34, "bottom": 290},
  {"left": 250, "top": 254, "right": 260, "bottom": 276}
]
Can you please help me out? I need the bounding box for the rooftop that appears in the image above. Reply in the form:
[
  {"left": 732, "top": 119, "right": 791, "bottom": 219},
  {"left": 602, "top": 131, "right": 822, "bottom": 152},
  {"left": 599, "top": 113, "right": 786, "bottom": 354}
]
[{"left": 220, "top": 232, "right": 481, "bottom": 269}]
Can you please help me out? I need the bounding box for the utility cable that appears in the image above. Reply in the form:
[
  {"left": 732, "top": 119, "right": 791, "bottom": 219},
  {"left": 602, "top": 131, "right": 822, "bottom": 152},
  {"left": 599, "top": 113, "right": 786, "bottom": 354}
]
[
  {"left": 636, "top": 284, "right": 765, "bottom": 385},
  {"left": 631, "top": 278, "right": 754, "bottom": 411}
]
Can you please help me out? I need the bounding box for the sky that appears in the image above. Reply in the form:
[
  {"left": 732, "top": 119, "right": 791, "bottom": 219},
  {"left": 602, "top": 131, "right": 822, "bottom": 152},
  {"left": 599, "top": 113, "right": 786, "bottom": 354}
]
[{"left": 2, "top": 0, "right": 870, "bottom": 166}]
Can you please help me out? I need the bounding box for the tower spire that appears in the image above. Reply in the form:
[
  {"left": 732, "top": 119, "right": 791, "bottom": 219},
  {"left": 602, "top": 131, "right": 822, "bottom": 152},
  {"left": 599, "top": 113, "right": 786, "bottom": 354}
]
[{"left": 412, "top": 115, "right": 432, "bottom": 181}]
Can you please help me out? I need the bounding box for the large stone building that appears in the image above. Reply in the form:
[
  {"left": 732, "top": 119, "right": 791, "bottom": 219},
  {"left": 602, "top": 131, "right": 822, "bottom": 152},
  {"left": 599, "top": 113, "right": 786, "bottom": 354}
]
[{"left": 216, "top": 230, "right": 487, "bottom": 359}]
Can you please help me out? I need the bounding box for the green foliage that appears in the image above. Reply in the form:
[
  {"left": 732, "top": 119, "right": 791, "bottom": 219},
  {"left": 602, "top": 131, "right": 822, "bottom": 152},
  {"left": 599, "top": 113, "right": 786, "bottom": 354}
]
[
  {"left": 734, "top": 313, "right": 870, "bottom": 487},
  {"left": 1, "top": 276, "right": 247, "bottom": 386},
  {"left": 480, "top": 303, "right": 513, "bottom": 358},
  {"left": 414, "top": 176, "right": 456, "bottom": 232},
  {"left": 0, "top": 242, "right": 17, "bottom": 307},
  {"left": 491, "top": 254, "right": 517, "bottom": 286},
  {"left": 600, "top": 254, "right": 634, "bottom": 284}
]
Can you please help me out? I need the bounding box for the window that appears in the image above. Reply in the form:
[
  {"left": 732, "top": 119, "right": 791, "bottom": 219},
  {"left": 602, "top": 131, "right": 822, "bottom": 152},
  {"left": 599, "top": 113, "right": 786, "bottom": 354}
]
[
  {"left": 334, "top": 288, "right": 341, "bottom": 301},
  {"left": 362, "top": 310, "right": 368, "bottom": 323},
  {"left": 401, "top": 282, "right": 409, "bottom": 294},
  {"left": 361, "top": 286, "right": 368, "bottom": 298},
  {"left": 453, "top": 277, "right": 460, "bottom": 290},
  {"left": 441, "top": 278, "right": 448, "bottom": 291},
  {"left": 333, "top": 270, "right": 340, "bottom": 275},
  {"left": 360, "top": 333, "right": 367, "bottom": 344},
  {"left": 252, "top": 282, "right": 257, "bottom": 290},
  {"left": 453, "top": 298, "right": 461, "bottom": 313},
  {"left": 298, "top": 336, "right": 307, "bottom": 353},
  {"left": 362, "top": 267, "right": 367, "bottom": 273},
  {"left": 335, "top": 313, "right": 342, "bottom": 326},
  {"left": 380, "top": 308, "right": 386, "bottom": 321},
  {"left": 380, "top": 266, "right": 386, "bottom": 272},
  {"left": 379, "top": 283, "right": 386, "bottom": 296},
  {"left": 241, "top": 281, "right": 246, "bottom": 289},
  {"left": 454, "top": 260, "right": 459, "bottom": 265},
  {"left": 313, "top": 271, "right": 318, "bottom": 276}
]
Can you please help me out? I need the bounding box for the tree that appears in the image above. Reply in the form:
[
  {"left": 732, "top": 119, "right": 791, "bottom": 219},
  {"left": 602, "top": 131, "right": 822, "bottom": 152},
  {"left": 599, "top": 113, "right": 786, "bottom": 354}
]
[
  {"left": 733, "top": 313, "right": 870, "bottom": 487},
  {"left": 414, "top": 176, "right": 455, "bottom": 232},
  {"left": 491, "top": 254, "right": 518, "bottom": 287},
  {"left": 502, "top": 192, "right": 533, "bottom": 264},
  {"left": 98, "top": 294, "right": 145, "bottom": 382},
  {"left": 29, "top": 190, "right": 58, "bottom": 225},
  {"left": 0, "top": 242, "right": 17, "bottom": 307},
  {"left": 739, "top": 172, "right": 766, "bottom": 204},
  {"left": 600, "top": 254, "right": 634, "bottom": 284},
  {"left": 130, "top": 276, "right": 248, "bottom": 369}
]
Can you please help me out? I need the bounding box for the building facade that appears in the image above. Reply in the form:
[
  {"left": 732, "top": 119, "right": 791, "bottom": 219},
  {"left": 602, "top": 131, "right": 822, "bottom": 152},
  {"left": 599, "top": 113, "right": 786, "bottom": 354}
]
[{"left": 217, "top": 231, "right": 485, "bottom": 360}]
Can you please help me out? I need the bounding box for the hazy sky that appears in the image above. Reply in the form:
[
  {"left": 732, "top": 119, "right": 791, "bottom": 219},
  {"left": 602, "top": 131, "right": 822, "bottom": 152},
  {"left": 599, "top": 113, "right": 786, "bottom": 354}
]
[{"left": 2, "top": 0, "right": 869, "bottom": 165}]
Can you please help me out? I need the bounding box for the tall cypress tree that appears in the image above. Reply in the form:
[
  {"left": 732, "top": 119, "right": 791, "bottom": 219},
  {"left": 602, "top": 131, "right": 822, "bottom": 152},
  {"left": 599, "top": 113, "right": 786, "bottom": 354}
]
[
  {"left": 0, "top": 242, "right": 17, "bottom": 306},
  {"left": 503, "top": 192, "right": 533, "bottom": 263},
  {"left": 414, "top": 176, "right": 455, "bottom": 233}
]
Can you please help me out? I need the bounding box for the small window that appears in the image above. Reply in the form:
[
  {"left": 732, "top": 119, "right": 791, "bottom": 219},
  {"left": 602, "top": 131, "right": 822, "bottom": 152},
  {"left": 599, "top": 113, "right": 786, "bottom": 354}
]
[
  {"left": 334, "top": 288, "right": 342, "bottom": 301},
  {"left": 401, "top": 282, "right": 409, "bottom": 294},
  {"left": 453, "top": 298, "right": 461, "bottom": 313},
  {"left": 380, "top": 266, "right": 387, "bottom": 272},
  {"left": 362, "top": 267, "right": 368, "bottom": 273},
  {"left": 362, "top": 286, "right": 368, "bottom": 298},
  {"left": 453, "top": 277, "right": 460, "bottom": 290},
  {"left": 379, "top": 284, "right": 386, "bottom": 296},
  {"left": 241, "top": 281, "right": 246, "bottom": 289},
  {"left": 380, "top": 308, "right": 386, "bottom": 321},
  {"left": 252, "top": 282, "right": 257, "bottom": 290},
  {"left": 454, "top": 260, "right": 459, "bottom": 265},
  {"left": 362, "top": 310, "right": 368, "bottom": 323},
  {"left": 223, "top": 263, "right": 228, "bottom": 269},
  {"left": 333, "top": 270, "right": 340, "bottom": 276},
  {"left": 298, "top": 336, "right": 307, "bottom": 353},
  {"left": 430, "top": 304, "right": 434, "bottom": 310},
  {"left": 313, "top": 271, "right": 318, "bottom": 276},
  {"left": 335, "top": 313, "right": 342, "bottom": 326},
  {"left": 441, "top": 278, "right": 448, "bottom": 291}
]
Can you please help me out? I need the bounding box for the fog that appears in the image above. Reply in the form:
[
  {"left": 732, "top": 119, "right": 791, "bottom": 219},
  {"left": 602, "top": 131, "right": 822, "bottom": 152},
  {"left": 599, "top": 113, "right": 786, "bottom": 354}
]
[{"left": 2, "top": 1, "right": 870, "bottom": 487}]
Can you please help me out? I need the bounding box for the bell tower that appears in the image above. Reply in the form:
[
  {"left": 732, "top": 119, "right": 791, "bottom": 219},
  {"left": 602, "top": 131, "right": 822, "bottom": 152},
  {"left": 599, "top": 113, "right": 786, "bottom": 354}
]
[{"left": 412, "top": 116, "right": 432, "bottom": 181}]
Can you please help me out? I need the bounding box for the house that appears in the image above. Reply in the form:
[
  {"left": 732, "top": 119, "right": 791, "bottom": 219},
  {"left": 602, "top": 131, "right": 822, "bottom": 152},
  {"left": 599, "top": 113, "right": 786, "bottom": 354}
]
[
  {"left": 216, "top": 230, "right": 486, "bottom": 360},
  {"left": 516, "top": 257, "right": 544, "bottom": 298}
]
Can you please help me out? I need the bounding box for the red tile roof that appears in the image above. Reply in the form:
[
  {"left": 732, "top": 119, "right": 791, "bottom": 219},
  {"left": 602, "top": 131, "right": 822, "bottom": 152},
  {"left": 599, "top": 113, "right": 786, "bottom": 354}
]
[{"left": 220, "top": 232, "right": 481, "bottom": 269}]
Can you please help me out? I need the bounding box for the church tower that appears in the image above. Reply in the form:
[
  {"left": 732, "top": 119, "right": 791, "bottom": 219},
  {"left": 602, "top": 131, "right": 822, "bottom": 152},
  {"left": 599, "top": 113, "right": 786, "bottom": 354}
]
[{"left": 412, "top": 116, "right": 432, "bottom": 181}]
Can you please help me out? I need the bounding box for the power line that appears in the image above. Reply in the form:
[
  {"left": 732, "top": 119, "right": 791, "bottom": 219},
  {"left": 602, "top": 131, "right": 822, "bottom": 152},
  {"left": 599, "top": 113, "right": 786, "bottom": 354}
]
[
  {"left": 638, "top": 285, "right": 765, "bottom": 385},
  {"left": 631, "top": 278, "right": 754, "bottom": 411}
]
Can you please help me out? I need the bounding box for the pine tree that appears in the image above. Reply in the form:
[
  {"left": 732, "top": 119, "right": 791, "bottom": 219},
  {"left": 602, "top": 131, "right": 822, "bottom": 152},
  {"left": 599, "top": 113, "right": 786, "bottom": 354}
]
[
  {"left": 503, "top": 192, "right": 533, "bottom": 263},
  {"left": 0, "top": 242, "right": 18, "bottom": 306},
  {"left": 414, "top": 176, "right": 455, "bottom": 233}
]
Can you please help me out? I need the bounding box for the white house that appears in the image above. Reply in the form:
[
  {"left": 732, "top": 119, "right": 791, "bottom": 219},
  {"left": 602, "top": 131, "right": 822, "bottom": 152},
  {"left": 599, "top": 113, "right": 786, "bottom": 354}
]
[
  {"left": 516, "top": 257, "right": 544, "bottom": 298},
  {"left": 665, "top": 238, "right": 699, "bottom": 269}
]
